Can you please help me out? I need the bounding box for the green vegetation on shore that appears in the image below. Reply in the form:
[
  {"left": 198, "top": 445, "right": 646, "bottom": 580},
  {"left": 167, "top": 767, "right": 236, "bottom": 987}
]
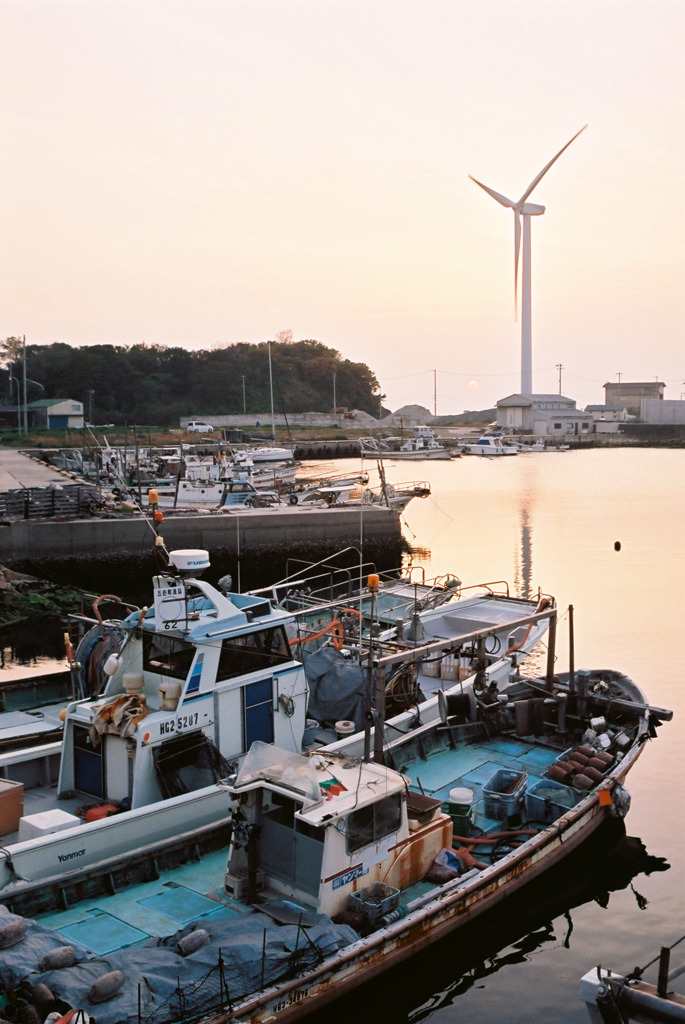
[{"left": 1, "top": 337, "right": 383, "bottom": 427}]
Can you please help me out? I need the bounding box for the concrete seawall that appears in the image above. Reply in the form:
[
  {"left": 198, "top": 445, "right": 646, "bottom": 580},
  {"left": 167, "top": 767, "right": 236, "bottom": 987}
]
[{"left": 0, "top": 506, "right": 403, "bottom": 576}]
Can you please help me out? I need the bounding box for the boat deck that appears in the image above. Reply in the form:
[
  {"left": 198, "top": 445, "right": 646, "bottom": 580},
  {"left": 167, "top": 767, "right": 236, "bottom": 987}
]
[
  {"left": 39, "top": 847, "right": 240, "bottom": 955},
  {"left": 406, "top": 733, "right": 558, "bottom": 812},
  {"left": 32, "top": 734, "right": 573, "bottom": 958}
]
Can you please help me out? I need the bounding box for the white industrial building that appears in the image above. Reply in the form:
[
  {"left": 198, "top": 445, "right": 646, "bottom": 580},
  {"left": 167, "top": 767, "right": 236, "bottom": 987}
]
[{"left": 495, "top": 394, "right": 593, "bottom": 437}]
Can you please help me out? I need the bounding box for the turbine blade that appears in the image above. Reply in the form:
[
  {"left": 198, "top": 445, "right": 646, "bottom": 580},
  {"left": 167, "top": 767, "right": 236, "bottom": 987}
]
[
  {"left": 469, "top": 175, "right": 517, "bottom": 209},
  {"left": 518, "top": 125, "right": 587, "bottom": 203},
  {"left": 514, "top": 212, "right": 521, "bottom": 320}
]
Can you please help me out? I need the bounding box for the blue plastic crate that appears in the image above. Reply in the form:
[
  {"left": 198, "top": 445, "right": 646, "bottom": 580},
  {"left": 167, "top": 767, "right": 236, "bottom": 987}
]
[
  {"left": 483, "top": 769, "right": 527, "bottom": 820},
  {"left": 526, "top": 778, "right": 582, "bottom": 824}
]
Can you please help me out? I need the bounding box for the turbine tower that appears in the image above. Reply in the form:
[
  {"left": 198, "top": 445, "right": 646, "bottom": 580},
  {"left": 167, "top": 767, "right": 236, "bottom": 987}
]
[{"left": 470, "top": 126, "right": 586, "bottom": 396}]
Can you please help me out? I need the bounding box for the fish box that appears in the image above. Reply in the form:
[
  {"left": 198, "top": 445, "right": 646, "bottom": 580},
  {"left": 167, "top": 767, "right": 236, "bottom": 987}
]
[
  {"left": 483, "top": 769, "right": 527, "bottom": 821},
  {"left": 348, "top": 883, "right": 400, "bottom": 923},
  {"left": 525, "top": 779, "right": 582, "bottom": 824}
]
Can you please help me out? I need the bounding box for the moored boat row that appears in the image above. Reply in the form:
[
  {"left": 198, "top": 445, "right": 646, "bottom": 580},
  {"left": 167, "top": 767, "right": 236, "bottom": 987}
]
[{"left": 0, "top": 536, "right": 671, "bottom": 1024}]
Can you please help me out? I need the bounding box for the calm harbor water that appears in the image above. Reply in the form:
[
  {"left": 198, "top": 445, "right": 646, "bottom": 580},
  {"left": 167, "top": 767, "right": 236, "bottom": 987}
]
[
  {"left": 306, "top": 447, "right": 685, "bottom": 1024},
  {"left": 3, "top": 447, "right": 683, "bottom": 1022}
]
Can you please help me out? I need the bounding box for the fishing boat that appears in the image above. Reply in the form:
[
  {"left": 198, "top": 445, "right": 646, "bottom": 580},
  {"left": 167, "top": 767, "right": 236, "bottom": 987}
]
[
  {"left": 0, "top": 549, "right": 552, "bottom": 898},
  {"left": 0, "top": 664, "right": 73, "bottom": 752},
  {"left": 280, "top": 473, "right": 369, "bottom": 507},
  {"left": 0, "top": 652, "right": 669, "bottom": 1024},
  {"left": 580, "top": 938, "right": 685, "bottom": 1023},
  {"left": 462, "top": 434, "right": 519, "bottom": 456},
  {"left": 360, "top": 426, "right": 452, "bottom": 461},
  {"left": 357, "top": 477, "right": 431, "bottom": 511}
]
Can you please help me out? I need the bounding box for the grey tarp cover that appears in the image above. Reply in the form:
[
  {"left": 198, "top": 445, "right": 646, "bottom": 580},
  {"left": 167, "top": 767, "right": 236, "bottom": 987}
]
[
  {"left": 304, "top": 647, "right": 368, "bottom": 730},
  {"left": 0, "top": 906, "right": 90, "bottom": 990},
  {"left": 28, "top": 906, "right": 358, "bottom": 1024}
]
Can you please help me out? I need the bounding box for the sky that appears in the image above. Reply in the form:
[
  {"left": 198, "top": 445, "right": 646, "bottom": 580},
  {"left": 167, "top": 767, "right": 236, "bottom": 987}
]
[{"left": 2, "top": 0, "right": 684, "bottom": 416}]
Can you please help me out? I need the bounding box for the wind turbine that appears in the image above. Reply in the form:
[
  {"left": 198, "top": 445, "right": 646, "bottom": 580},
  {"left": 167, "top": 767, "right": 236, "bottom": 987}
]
[{"left": 470, "top": 126, "right": 587, "bottom": 396}]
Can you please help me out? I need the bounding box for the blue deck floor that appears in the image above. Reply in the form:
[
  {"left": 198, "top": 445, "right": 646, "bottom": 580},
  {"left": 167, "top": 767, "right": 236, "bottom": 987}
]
[
  {"left": 404, "top": 734, "right": 561, "bottom": 832},
  {"left": 40, "top": 847, "right": 243, "bottom": 954}
]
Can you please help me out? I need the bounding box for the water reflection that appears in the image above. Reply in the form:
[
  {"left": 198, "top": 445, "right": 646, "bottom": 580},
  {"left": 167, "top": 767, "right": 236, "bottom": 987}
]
[
  {"left": 313, "top": 819, "right": 669, "bottom": 1024},
  {"left": 514, "top": 501, "right": 533, "bottom": 600}
]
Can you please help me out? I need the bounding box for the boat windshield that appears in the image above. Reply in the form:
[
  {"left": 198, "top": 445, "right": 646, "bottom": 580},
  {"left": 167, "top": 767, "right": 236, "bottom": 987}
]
[{"left": 236, "top": 742, "right": 323, "bottom": 806}]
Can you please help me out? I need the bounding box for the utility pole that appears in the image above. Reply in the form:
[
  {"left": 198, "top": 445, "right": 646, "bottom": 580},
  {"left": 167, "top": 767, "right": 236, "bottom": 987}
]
[
  {"left": 241, "top": 375, "right": 246, "bottom": 413},
  {"left": 556, "top": 363, "right": 563, "bottom": 396},
  {"left": 333, "top": 371, "right": 337, "bottom": 413},
  {"left": 22, "top": 336, "right": 27, "bottom": 434},
  {"left": 433, "top": 369, "right": 437, "bottom": 418}
]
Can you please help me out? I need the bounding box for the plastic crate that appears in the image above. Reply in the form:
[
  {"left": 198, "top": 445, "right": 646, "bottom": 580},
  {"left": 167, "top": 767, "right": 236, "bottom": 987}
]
[
  {"left": 348, "top": 883, "right": 400, "bottom": 922},
  {"left": 483, "top": 769, "right": 527, "bottom": 821},
  {"left": 526, "top": 779, "right": 582, "bottom": 824}
]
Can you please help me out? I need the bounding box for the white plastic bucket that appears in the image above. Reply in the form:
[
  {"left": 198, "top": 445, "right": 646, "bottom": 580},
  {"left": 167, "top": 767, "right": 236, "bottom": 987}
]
[{"left": 449, "top": 787, "right": 474, "bottom": 814}]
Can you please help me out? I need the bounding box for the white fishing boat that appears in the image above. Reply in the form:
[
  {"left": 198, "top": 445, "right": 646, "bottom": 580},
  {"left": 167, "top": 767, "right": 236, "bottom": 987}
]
[
  {"left": 462, "top": 434, "right": 519, "bottom": 456},
  {"left": 0, "top": 550, "right": 553, "bottom": 898},
  {"left": 281, "top": 473, "right": 369, "bottom": 507},
  {"left": 0, "top": 657, "right": 668, "bottom": 1024},
  {"left": 581, "top": 940, "right": 685, "bottom": 1024},
  {"left": 360, "top": 426, "right": 452, "bottom": 461},
  {"left": 153, "top": 458, "right": 283, "bottom": 510},
  {"left": 514, "top": 439, "right": 546, "bottom": 452},
  {"left": 248, "top": 446, "right": 295, "bottom": 463},
  {"left": 357, "top": 477, "right": 431, "bottom": 511}
]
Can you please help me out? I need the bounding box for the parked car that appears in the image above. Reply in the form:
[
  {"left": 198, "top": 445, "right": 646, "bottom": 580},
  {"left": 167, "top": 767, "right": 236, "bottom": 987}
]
[{"left": 186, "top": 421, "right": 214, "bottom": 433}]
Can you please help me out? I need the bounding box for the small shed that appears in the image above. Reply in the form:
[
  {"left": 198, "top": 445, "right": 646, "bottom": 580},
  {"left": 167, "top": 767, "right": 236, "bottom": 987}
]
[{"left": 27, "top": 398, "right": 85, "bottom": 429}]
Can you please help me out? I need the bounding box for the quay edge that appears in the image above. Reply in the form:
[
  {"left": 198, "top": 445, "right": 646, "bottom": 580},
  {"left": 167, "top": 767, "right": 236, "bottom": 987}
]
[{"left": 0, "top": 506, "right": 405, "bottom": 584}]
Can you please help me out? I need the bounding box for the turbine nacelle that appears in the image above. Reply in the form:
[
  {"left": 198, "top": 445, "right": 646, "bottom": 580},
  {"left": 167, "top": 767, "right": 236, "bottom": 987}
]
[{"left": 519, "top": 202, "right": 545, "bottom": 216}]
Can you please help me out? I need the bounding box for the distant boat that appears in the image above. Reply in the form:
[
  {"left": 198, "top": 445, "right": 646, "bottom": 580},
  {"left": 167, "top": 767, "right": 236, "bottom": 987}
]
[
  {"left": 462, "top": 434, "right": 519, "bottom": 456},
  {"left": 360, "top": 425, "right": 452, "bottom": 460}
]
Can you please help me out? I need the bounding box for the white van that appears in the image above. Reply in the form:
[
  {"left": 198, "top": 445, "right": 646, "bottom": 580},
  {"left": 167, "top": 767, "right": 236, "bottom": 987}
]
[{"left": 186, "top": 421, "right": 215, "bottom": 433}]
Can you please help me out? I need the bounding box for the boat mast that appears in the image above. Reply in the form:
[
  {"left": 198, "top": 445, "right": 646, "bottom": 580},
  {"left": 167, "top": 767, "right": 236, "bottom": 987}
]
[{"left": 268, "top": 340, "right": 275, "bottom": 441}]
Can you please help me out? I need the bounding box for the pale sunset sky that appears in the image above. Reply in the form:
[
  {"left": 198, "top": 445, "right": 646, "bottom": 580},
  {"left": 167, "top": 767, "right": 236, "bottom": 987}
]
[{"left": 2, "top": 1, "right": 683, "bottom": 414}]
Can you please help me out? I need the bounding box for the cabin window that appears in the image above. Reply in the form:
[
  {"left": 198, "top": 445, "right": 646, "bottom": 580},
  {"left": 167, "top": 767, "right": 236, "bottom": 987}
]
[
  {"left": 216, "top": 626, "right": 291, "bottom": 681},
  {"left": 346, "top": 793, "right": 402, "bottom": 853},
  {"left": 143, "top": 633, "right": 196, "bottom": 680}
]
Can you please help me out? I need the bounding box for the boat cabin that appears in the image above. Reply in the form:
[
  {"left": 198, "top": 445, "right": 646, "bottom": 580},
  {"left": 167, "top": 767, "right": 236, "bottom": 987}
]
[
  {"left": 59, "top": 551, "right": 308, "bottom": 812},
  {"left": 224, "top": 742, "right": 451, "bottom": 918}
]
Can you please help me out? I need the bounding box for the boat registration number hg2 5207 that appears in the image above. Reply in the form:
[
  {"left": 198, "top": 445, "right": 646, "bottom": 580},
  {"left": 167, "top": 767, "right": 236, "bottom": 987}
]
[{"left": 159, "top": 712, "right": 199, "bottom": 736}]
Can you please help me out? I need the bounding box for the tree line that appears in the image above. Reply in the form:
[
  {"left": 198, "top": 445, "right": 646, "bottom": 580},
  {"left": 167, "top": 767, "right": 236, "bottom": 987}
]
[{"left": 0, "top": 337, "right": 383, "bottom": 426}]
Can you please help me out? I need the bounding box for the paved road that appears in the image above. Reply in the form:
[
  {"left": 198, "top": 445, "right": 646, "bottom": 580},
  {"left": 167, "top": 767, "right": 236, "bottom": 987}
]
[{"left": 0, "top": 449, "right": 70, "bottom": 491}]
